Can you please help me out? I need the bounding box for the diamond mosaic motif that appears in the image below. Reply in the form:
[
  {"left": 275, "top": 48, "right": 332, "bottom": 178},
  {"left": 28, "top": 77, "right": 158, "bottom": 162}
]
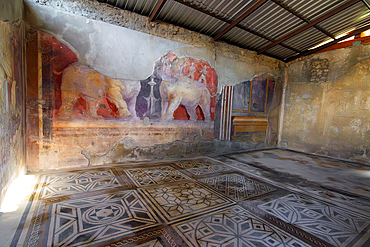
[
  {"left": 174, "top": 159, "right": 234, "bottom": 176},
  {"left": 40, "top": 168, "right": 132, "bottom": 199},
  {"left": 173, "top": 205, "right": 311, "bottom": 247},
  {"left": 199, "top": 173, "right": 276, "bottom": 200},
  {"left": 124, "top": 165, "right": 190, "bottom": 187},
  {"left": 258, "top": 194, "right": 370, "bottom": 247},
  {"left": 46, "top": 190, "right": 162, "bottom": 246},
  {"left": 139, "top": 181, "right": 234, "bottom": 223}
]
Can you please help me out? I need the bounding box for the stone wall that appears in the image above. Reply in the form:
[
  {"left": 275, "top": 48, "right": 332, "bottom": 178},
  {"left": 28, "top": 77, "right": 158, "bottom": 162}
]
[
  {"left": 0, "top": 0, "right": 26, "bottom": 205},
  {"left": 24, "top": 0, "right": 283, "bottom": 171},
  {"left": 281, "top": 42, "right": 370, "bottom": 163}
]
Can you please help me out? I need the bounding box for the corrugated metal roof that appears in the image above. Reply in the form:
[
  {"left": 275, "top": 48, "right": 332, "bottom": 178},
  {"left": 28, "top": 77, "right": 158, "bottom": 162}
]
[
  {"left": 113, "top": 0, "right": 160, "bottom": 16},
  {"left": 157, "top": 0, "right": 227, "bottom": 37},
  {"left": 278, "top": 0, "right": 353, "bottom": 21},
  {"left": 221, "top": 26, "right": 272, "bottom": 51},
  {"left": 184, "top": 0, "right": 261, "bottom": 21},
  {"left": 282, "top": 26, "right": 330, "bottom": 52},
  {"left": 264, "top": 44, "right": 298, "bottom": 58},
  {"left": 318, "top": 2, "right": 370, "bottom": 38},
  {"left": 97, "top": 0, "right": 370, "bottom": 62},
  {"left": 239, "top": 0, "right": 306, "bottom": 40}
]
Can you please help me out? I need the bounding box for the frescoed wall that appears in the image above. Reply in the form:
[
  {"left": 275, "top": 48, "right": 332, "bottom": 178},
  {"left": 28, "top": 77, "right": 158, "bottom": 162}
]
[
  {"left": 24, "top": 0, "right": 283, "bottom": 171},
  {"left": 26, "top": 31, "right": 219, "bottom": 170},
  {"left": 37, "top": 33, "right": 216, "bottom": 123},
  {"left": 0, "top": 0, "right": 26, "bottom": 205},
  {"left": 226, "top": 77, "right": 277, "bottom": 144}
]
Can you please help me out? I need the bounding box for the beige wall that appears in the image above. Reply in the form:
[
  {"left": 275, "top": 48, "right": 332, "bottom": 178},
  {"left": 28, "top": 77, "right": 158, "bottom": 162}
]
[{"left": 281, "top": 43, "right": 370, "bottom": 163}]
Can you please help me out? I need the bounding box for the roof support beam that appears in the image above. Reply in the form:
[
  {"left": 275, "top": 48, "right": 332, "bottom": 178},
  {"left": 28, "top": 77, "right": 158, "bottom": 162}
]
[
  {"left": 285, "top": 24, "right": 370, "bottom": 63},
  {"left": 148, "top": 0, "right": 167, "bottom": 22},
  {"left": 270, "top": 0, "right": 336, "bottom": 39},
  {"left": 362, "top": 0, "right": 370, "bottom": 10},
  {"left": 257, "top": 0, "right": 361, "bottom": 54},
  {"left": 173, "top": 0, "right": 300, "bottom": 53},
  {"left": 214, "top": 0, "right": 268, "bottom": 41}
]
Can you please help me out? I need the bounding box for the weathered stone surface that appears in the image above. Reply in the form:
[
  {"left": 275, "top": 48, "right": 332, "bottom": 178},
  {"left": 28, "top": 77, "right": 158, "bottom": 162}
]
[
  {"left": 310, "top": 59, "right": 329, "bottom": 83},
  {"left": 0, "top": 2, "right": 26, "bottom": 205},
  {"left": 282, "top": 44, "right": 370, "bottom": 163},
  {"left": 81, "top": 137, "right": 265, "bottom": 167}
]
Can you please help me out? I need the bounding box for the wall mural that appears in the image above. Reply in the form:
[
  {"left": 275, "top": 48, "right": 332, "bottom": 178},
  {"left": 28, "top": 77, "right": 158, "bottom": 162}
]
[
  {"left": 58, "top": 63, "right": 140, "bottom": 120},
  {"left": 50, "top": 34, "right": 217, "bottom": 122},
  {"left": 232, "top": 77, "right": 275, "bottom": 115}
]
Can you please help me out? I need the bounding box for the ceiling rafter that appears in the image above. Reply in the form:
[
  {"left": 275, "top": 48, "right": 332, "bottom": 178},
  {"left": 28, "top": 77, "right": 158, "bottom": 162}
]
[
  {"left": 214, "top": 0, "right": 268, "bottom": 41},
  {"left": 285, "top": 24, "right": 370, "bottom": 62},
  {"left": 172, "top": 0, "right": 300, "bottom": 53},
  {"left": 362, "top": 0, "right": 370, "bottom": 10},
  {"left": 257, "top": 0, "right": 361, "bottom": 54},
  {"left": 270, "top": 0, "right": 336, "bottom": 39},
  {"left": 148, "top": 0, "right": 168, "bottom": 22}
]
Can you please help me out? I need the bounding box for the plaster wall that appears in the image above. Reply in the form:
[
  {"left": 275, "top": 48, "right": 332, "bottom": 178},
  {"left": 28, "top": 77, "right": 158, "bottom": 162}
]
[
  {"left": 24, "top": 0, "right": 283, "bottom": 171},
  {"left": 281, "top": 43, "right": 370, "bottom": 163},
  {"left": 0, "top": 0, "right": 26, "bottom": 205},
  {"left": 24, "top": 0, "right": 281, "bottom": 87}
]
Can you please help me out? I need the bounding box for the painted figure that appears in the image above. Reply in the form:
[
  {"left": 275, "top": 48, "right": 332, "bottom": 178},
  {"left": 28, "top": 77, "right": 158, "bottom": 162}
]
[
  {"left": 160, "top": 75, "right": 211, "bottom": 121},
  {"left": 57, "top": 62, "right": 140, "bottom": 119},
  {"left": 154, "top": 52, "right": 217, "bottom": 121}
]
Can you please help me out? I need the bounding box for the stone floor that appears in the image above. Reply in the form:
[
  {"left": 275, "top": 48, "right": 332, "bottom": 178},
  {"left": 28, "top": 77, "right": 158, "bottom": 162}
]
[{"left": 1, "top": 149, "right": 370, "bottom": 247}]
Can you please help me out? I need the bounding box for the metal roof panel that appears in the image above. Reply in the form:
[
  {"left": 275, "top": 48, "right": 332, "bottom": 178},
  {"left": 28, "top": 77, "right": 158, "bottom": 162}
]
[
  {"left": 239, "top": 0, "right": 306, "bottom": 40},
  {"left": 264, "top": 44, "right": 298, "bottom": 59},
  {"left": 282, "top": 26, "right": 330, "bottom": 52},
  {"left": 317, "top": 2, "right": 370, "bottom": 38},
  {"left": 221, "top": 26, "right": 272, "bottom": 50},
  {"left": 278, "top": 0, "right": 353, "bottom": 21}
]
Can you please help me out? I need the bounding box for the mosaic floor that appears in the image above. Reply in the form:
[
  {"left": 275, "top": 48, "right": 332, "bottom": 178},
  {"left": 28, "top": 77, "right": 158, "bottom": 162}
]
[{"left": 6, "top": 150, "right": 370, "bottom": 247}]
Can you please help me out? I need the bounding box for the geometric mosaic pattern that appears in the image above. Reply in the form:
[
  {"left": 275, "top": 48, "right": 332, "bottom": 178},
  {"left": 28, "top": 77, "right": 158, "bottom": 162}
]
[
  {"left": 15, "top": 155, "right": 370, "bottom": 247},
  {"left": 173, "top": 205, "right": 311, "bottom": 247},
  {"left": 199, "top": 173, "right": 276, "bottom": 200},
  {"left": 124, "top": 166, "right": 190, "bottom": 187},
  {"left": 40, "top": 168, "right": 132, "bottom": 199},
  {"left": 139, "top": 181, "right": 234, "bottom": 223},
  {"left": 258, "top": 194, "right": 370, "bottom": 247},
  {"left": 173, "top": 159, "right": 234, "bottom": 176},
  {"left": 45, "top": 190, "right": 162, "bottom": 247}
]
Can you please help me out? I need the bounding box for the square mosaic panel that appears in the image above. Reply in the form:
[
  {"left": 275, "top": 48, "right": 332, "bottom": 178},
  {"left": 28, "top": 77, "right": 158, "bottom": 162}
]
[
  {"left": 173, "top": 205, "right": 311, "bottom": 247},
  {"left": 39, "top": 168, "right": 134, "bottom": 199},
  {"left": 173, "top": 159, "right": 234, "bottom": 176},
  {"left": 27, "top": 190, "right": 163, "bottom": 247},
  {"left": 199, "top": 173, "right": 276, "bottom": 200},
  {"left": 139, "top": 181, "right": 234, "bottom": 223},
  {"left": 123, "top": 165, "right": 190, "bottom": 187},
  {"left": 258, "top": 194, "right": 370, "bottom": 247}
]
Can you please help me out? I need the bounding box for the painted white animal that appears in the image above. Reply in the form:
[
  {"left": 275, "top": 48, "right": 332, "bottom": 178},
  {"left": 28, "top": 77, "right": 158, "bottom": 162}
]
[
  {"left": 57, "top": 62, "right": 140, "bottom": 119},
  {"left": 160, "top": 75, "right": 211, "bottom": 121}
]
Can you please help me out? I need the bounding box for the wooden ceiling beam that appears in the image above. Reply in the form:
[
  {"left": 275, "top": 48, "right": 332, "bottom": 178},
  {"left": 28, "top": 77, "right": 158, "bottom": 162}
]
[
  {"left": 148, "top": 0, "right": 167, "bottom": 22},
  {"left": 285, "top": 24, "right": 370, "bottom": 63},
  {"left": 214, "top": 0, "right": 268, "bottom": 41},
  {"left": 257, "top": 0, "right": 361, "bottom": 54}
]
